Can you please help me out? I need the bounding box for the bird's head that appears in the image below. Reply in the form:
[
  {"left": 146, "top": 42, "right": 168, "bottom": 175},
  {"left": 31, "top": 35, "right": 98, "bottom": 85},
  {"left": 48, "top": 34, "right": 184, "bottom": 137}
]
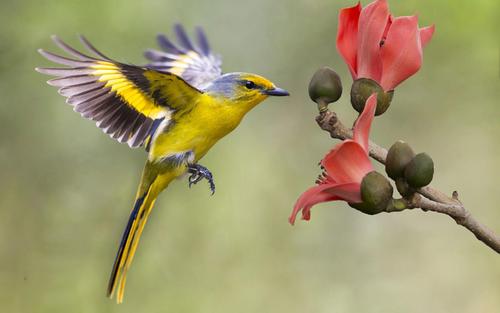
[{"left": 205, "top": 72, "right": 289, "bottom": 110}]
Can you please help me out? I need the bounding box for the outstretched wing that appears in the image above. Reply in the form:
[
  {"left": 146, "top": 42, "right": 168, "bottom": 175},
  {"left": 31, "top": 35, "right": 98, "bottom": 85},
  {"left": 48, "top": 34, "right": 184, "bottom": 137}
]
[
  {"left": 144, "top": 24, "right": 222, "bottom": 89},
  {"left": 36, "top": 36, "right": 202, "bottom": 148}
]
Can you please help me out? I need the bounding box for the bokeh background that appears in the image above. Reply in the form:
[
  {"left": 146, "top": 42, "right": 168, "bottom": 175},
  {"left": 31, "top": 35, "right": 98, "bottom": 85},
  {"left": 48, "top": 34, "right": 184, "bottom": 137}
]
[{"left": 1, "top": 0, "right": 499, "bottom": 312}]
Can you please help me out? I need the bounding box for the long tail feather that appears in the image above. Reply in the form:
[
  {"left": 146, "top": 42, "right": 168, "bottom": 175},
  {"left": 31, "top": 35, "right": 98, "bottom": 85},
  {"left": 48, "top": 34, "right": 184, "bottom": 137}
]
[
  {"left": 107, "top": 191, "right": 148, "bottom": 299},
  {"left": 107, "top": 164, "right": 173, "bottom": 303},
  {"left": 106, "top": 186, "right": 156, "bottom": 303},
  {"left": 107, "top": 161, "right": 185, "bottom": 303}
]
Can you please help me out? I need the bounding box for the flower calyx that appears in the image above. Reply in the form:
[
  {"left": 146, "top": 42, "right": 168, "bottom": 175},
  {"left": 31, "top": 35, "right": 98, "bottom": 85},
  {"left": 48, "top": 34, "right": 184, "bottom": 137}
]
[{"left": 350, "top": 170, "right": 393, "bottom": 215}]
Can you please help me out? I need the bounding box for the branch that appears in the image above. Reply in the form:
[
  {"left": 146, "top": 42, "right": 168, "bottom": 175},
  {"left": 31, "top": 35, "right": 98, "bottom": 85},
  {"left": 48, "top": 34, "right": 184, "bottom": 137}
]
[{"left": 316, "top": 110, "right": 500, "bottom": 254}]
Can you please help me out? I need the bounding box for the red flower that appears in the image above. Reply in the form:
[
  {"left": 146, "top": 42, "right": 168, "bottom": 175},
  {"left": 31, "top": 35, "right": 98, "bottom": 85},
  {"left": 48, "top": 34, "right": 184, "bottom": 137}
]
[
  {"left": 337, "top": 0, "right": 435, "bottom": 91},
  {"left": 289, "top": 94, "right": 377, "bottom": 225}
]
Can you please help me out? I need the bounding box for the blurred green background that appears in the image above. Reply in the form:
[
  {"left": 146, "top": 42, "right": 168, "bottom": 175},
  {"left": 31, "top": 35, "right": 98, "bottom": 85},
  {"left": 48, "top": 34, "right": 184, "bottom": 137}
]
[{"left": 1, "top": 0, "right": 499, "bottom": 312}]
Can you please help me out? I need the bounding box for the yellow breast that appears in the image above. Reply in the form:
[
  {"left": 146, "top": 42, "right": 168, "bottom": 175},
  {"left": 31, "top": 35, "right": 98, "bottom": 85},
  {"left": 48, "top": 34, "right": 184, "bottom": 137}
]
[{"left": 149, "top": 94, "right": 247, "bottom": 162}]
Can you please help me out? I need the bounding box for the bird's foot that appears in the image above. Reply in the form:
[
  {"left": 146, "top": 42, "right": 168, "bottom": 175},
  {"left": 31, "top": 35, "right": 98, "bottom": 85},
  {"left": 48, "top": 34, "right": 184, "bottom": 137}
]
[{"left": 187, "top": 163, "right": 215, "bottom": 195}]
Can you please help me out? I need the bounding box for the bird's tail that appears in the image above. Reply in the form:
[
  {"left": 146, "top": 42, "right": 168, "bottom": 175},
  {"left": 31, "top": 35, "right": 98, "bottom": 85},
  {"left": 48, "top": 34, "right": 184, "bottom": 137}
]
[{"left": 107, "top": 163, "right": 174, "bottom": 303}]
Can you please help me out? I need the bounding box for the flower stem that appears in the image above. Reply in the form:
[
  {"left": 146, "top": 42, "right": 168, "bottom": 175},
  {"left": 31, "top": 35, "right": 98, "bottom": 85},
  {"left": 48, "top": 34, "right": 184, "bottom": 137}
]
[
  {"left": 316, "top": 109, "right": 500, "bottom": 254},
  {"left": 317, "top": 99, "right": 329, "bottom": 114}
]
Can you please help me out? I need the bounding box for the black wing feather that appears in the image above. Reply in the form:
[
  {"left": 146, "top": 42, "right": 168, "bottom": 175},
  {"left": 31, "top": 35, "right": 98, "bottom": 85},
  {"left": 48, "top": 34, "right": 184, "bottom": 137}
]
[
  {"left": 174, "top": 24, "right": 195, "bottom": 51},
  {"left": 36, "top": 37, "right": 164, "bottom": 148},
  {"left": 195, "top": 26, "right": 210, "bottom": 56},
  {"left": 156, "top": 34, "right": 184, "bottom": 54}
]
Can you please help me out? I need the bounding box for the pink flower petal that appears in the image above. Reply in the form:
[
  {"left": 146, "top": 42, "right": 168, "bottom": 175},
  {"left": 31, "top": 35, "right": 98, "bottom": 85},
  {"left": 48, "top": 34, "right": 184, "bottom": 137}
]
[
  {"left": 289, "top": 182, "right": 362, "bottom": 225},
  {"left": 380, "top": 15, "right": 422, "bottom": 91},
  {"left": 420, "top": 24, "right": 435, "bottom": 48},
  {"left": 356, "top": 0, "right": 389, "bottom": 83},
  {"left": 323, "top": 182, "right": 363, "bottom": 203},
  {"left": 337, "top": 2, "right": 362, "bottom": 78},
  {"left": 289, "top": 184, "right": 340, "bottom": 225},
  {"left": 382, "top": 14, "right": 393, "bottom": 43},
  {"left": 322, "top": 141, "right": 373, "bottom": 184},
  {"left": 353, "top": 94, "right": 377, "bottom": 153}
]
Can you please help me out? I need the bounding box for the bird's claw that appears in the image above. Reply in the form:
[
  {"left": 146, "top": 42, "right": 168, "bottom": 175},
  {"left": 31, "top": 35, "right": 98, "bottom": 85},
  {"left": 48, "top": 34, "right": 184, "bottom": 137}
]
[{"left": 188, "top": 164, "right": 215, "bottom": 195}]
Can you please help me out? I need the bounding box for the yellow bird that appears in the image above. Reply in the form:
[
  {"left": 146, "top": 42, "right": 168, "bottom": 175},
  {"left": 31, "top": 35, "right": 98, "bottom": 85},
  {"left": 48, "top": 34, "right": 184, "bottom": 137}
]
[{"left": 36, "top": 24, "right": 289, "bottom": 303}]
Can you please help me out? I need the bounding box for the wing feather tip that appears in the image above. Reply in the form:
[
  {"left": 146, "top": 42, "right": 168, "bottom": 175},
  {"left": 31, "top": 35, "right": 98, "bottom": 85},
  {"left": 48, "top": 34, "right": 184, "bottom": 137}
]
[
  {"left": 50, "top": 34, "right": 63, "bottom": 45},
  {"left": 35, "top": 67, "right": 53, "bottom": 75}
]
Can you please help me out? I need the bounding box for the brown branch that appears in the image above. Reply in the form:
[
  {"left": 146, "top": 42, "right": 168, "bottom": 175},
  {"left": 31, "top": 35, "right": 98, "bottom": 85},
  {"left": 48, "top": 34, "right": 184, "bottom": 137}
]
[{"left": 316, "top": 110, "right": 500, "bottom": 254}]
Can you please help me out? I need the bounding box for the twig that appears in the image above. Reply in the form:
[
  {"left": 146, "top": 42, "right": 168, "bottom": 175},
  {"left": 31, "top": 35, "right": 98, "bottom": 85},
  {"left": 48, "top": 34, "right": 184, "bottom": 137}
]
[{"left": 316, "top": 110, "right": 500, "bottom": 254}]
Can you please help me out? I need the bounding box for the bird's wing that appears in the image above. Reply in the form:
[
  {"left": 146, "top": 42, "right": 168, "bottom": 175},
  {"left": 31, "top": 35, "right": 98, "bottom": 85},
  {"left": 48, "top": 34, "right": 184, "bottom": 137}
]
[
  {"left": 144, "top": 24, "right": 222, "bottom": 89},
  {"left": 36, "top": 36, "right": 202, "bottom": 149}
]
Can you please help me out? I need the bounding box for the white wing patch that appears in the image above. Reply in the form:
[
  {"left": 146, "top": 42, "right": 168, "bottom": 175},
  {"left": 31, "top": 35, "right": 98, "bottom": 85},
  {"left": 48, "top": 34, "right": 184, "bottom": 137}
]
[{"left": 144, "top": 24, "right": 222, "bottom": 90}]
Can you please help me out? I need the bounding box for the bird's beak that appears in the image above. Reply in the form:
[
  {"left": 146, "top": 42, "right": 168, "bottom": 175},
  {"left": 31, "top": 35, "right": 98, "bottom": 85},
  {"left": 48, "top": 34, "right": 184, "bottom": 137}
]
[{"left": 262, "top": 87, "right": 290, "bottom": 96}]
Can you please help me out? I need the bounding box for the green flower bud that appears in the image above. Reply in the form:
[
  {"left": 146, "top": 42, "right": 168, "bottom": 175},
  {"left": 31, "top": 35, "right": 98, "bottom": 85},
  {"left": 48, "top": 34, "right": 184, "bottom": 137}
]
[
  {"left": 350, "top": 78, "right": 394, "bottom": 116},
  {"left": 404, "top": 153, "right": 434, "bottom": 188},
  {"left": 348, "top": 201, "right": 379, "bottom": 215},
  {"left": 308, "top": 67, "right": 343, "bottom": 112},
  {"left": 385, "top": 140, "right": 416, "bottom": 179},
  {"left": 358, "top": 171, "right": 394, "bottom": 214},
  {"left": 395, "top": 177, "right": 414, "bottom": 197}
]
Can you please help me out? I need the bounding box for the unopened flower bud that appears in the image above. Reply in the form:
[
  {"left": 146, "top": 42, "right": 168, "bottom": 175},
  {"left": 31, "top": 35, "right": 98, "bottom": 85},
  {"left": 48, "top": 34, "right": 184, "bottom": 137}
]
[
  {"left": 308, "top": 67, "right": 343, "bottom": 112},
  {"left": 356, "top": 171, "right": 394, "bottom": 215},
  {"left": 350, "top": 78, "right": 394, "bottom": 116},
  {"left": 385, "top": 140, "right": 416, "bottom": 179},
  {"left": 404, "top": 153, "right": 434, "bottom": 188},
  {"left": 395, "top": 177, "right": 414, "bottom": 197}
]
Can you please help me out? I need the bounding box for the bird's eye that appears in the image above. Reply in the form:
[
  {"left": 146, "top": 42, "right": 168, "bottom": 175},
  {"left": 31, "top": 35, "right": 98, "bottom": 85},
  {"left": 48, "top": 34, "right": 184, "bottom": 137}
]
[{"left": 245, "top": 81, "right": 256, "bottom": 89}]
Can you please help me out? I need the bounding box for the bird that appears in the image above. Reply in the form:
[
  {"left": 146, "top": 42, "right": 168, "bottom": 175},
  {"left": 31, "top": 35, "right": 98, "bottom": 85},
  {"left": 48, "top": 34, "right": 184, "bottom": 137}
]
[{"left": 36, "top": 24, "right": 289, "bottom": 303}]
